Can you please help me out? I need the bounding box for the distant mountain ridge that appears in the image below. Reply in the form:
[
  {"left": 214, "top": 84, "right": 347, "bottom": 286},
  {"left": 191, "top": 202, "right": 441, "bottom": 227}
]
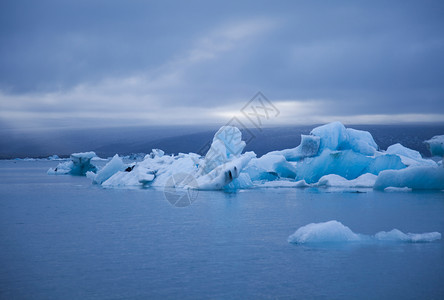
[{"left": 1, "top": 124, "right": 444, "bottom": 159}]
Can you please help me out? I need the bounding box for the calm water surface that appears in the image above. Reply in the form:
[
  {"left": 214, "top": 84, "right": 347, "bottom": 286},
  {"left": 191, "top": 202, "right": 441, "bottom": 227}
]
[{"left": 1, "top": 160, "right": 443, "bottom": 299}]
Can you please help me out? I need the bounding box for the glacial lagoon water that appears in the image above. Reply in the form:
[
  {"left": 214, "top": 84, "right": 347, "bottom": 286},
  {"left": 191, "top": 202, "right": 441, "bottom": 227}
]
[{"left": 1, "top": 160, "right": 444, "bottom": 299}]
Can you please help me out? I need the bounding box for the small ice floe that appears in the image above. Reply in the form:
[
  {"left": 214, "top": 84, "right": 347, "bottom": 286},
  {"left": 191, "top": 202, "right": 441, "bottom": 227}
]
[{"left": 288, "top": 220, "right": 441, "bottom": 244}]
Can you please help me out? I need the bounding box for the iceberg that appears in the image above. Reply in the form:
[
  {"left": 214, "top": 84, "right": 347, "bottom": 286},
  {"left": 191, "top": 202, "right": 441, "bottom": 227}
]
[
  {"left": 51, "top": 121, "right": 443, "bottom": 191},
  {"left": 374, "top": 229, "right": 442, "bottom": 242},
  {"left": 374, "top": 166, "right": 444, "bottom": 190},
  {"left": 100, "top": 127, "right": 255, "bottom": 190},
  {"left": 288, "top": 220, "right": 441, "bottom": 244},
  {"left": 424, "top": 135, "right": 444, "bottom": 157},
  {"left": 48, "top": 151, "right": 98, "bottom": 175},
  {"left": 288, "top": 220, "right": 361, "bottom": 243}
]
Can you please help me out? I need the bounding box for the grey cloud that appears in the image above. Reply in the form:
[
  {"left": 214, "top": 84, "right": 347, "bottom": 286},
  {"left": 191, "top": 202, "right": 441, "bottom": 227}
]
[{"left": 0, "top": 0, "right": 443, "bottom": 128}]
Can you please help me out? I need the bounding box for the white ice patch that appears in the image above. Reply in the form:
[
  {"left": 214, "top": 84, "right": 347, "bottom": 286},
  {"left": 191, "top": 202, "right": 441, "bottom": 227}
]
[
  {"left": 386, "top": 143, "right": 436, "bottom": 167},
  {"left": 315, "top": 173, "right": 377, "bottom": 188},
  {"left": 90, "top": 154, "right": 126, "bottom": 184},
  {"left": 288, "top": 220, "right": 441, "bottom": 244}
]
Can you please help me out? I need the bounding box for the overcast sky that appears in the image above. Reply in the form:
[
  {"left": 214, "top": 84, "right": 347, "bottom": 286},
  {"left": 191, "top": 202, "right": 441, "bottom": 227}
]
[{"left": 1, "top": 0, "right": 443, "bottom": 130}]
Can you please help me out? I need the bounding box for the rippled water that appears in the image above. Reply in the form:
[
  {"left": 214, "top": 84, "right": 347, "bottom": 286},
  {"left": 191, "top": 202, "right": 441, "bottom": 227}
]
[{"left": 1, "top": 160, "right": 443, "bottom": 299}]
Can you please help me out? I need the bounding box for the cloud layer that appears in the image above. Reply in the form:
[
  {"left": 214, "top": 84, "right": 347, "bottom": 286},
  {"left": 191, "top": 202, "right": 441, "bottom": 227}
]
[{"left": 1, "top": 0, "right": 444, "bottom": 129}]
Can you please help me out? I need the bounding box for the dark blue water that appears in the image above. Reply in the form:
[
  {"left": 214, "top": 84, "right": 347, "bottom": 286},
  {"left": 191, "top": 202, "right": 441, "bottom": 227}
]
[{"left": 1, "top": 161, "right": 444, "bottom": 299}]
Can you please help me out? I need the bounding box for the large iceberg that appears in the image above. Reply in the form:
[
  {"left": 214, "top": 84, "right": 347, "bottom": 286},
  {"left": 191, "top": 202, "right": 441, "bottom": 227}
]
[
  {"left": 48, "top": 151, "right": 98, "bottom": 175},
  {"left": 288, "top": 220, "right": 441, "bottom": 244},
  {"left": 51, "top": 122, "right": 443, "bottom": 191}
]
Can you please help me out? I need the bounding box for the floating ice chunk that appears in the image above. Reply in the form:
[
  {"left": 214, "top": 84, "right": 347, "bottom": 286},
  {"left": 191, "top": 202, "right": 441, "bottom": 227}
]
[
  {"left": 256, "top": 179, "right": 309, "bottom": 188},
  {"left": 244, "top": 154, "right": 297, "bottom": 181},
  {"left": 268, "top": 135, "right": 320, "bottom": 161},
  {"left": 315, "top": 173, "right": 377, "bottom": 188},
  {"left": 386, "top": 143, "right": 436, "bottom": 167},
  {"left": 294, "top": 149, "right": 405, "bottom": 183},
  {"left": 375, "top": 229, "right": 441, "bottom": 243},
  {"left": 90, "top": 154, "right": 126, "bottom": 184},
  {"left": 374, "top": 166, "right": 444, "bottom": 190},
  {"left": 48, "top": 151, "right": 98, "bottom": 175},
  {"left": 196, "top": 152, "right": 255, "bottom": 190},
  {"left": 311, "top": 121, "right": 348, "bottom": 151},
  {"left": 424, "top": 135, "right": 444, "bottom": 157},
  {"left": 288, "top": 221, "right": 361, "bottom": 244},
  {"left": 346, "top": 128, "right": 378, "bottom": 155},
  {"left": 47, "top": 161, "right": 73, "bottom": 175},
  {"left": 288, "top": 220, "right": 441, "bottom": 244}
]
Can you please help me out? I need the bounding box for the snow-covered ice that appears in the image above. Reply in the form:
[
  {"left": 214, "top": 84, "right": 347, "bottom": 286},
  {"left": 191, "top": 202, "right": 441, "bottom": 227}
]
[
  {"left": 288, "top": 220, "right": 441, "bottom": 244},
  {"left": 315, "top": 173, "right": 377, "bottom": 188}
]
